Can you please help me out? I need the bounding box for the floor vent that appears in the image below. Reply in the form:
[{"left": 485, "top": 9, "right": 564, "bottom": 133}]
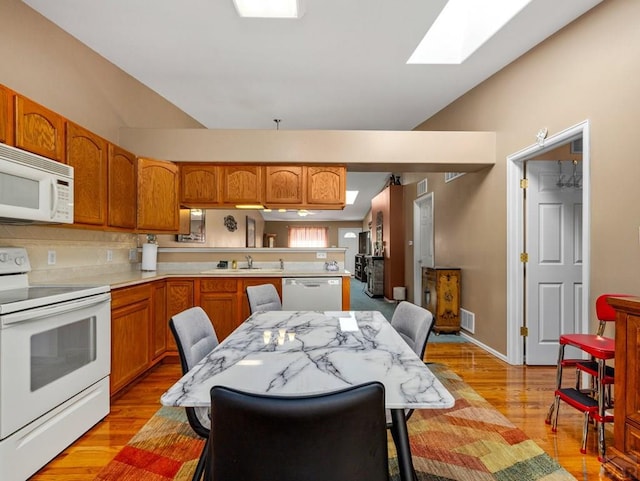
[
  {"left": 416, "top": 178, "right": 428, "bottom": 197},
  {"left": 460, "top": 308, "right": 475, "bottom": 334}
]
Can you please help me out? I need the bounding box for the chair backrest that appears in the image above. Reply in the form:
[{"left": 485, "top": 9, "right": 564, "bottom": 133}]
[
  {"left": 169, "top": 306, "right": 219, "bottom": 438},
  {"left": 209, "top": 382, "right": 389, "bottom": 481},
  {"left": 246, "top": 284, "right": 282, "bottom": 313},
  {"left": 595, "top": 293, "right": 632, "bottom": 335},
  {"left": 390, "top": 301, "right": 434, "bottom": 361}
]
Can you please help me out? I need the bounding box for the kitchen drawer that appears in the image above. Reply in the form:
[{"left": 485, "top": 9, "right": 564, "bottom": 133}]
[
  {"left": 111, "top": 283, "right": 151, "bottom": 309},
  {"left": 200, "top": 278, "right": 238, "bottom": 293}
]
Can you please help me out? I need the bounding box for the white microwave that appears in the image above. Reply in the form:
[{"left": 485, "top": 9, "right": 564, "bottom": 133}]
[{"left": 0, "top": 143, "right": 73, "bottom": 224}]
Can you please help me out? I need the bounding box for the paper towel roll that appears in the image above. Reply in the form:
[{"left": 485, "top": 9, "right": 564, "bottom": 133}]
[{"left": 141, "top": 243, "right": 158, "bottom": 271}]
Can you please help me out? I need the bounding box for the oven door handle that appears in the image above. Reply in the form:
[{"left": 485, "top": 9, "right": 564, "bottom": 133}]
[{"left": 1, "top": 293, "right": 111, "bottom": 326}]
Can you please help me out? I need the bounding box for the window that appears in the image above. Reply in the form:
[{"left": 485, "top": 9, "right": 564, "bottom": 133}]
[{"left": 288, "top": 226, "right": 329, "bottom": 248}]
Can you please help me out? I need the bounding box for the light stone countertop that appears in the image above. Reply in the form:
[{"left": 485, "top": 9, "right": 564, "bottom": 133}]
[{"left": 34, "top": 264, "right": 352, "bottom": 290}]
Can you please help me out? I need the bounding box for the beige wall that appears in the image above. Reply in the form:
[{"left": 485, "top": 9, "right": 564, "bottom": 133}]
[
  {"left": 0, "top": 0, "right": 202, "bottom": 145},
  {"left": 408, "top": 0, "right": 640, "bottom": 355}
]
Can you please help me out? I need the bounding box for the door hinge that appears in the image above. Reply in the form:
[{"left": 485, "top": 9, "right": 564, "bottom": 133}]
[
  {"left": 520, "top": 252, "right": 528, "bottom": 263},
  {"left": 520, "top": 178, "right": 528, "bottom": 188},
  {"left": 520, "top": 326, "right": 529, "bottom": 337}
]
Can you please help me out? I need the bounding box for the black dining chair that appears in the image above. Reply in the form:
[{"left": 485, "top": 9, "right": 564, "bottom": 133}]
[
  {"left": 169, "top": 306, "right": 219, "bottom": 481},
  {"left": 246, "top": 283, "right": 282, "bottom": 313},
  {"left": 207, "top": 382, "right": 389, "bottom": 481}
]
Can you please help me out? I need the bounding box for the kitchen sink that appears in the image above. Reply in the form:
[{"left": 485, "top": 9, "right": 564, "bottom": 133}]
[{"left": 200, "top": 268, "right": 284, "bottom": 274}]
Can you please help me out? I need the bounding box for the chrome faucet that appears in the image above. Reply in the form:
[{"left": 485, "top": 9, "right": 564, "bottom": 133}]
[
  {"left": 246, "top": 255, "right": 253, "bottom": 268},
  {"left": 279, "top": 258, "right": 284, "bottom": 270}
]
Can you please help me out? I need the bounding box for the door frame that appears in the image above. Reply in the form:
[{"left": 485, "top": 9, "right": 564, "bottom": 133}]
[
  {"left": 338, "top": 227, "right": 361, "bottom": 275},
  {"left": 506, "top": 120, "right": 591, "bottom": 365},
  {"left": 413, "top": 192, "right": 434, "bottom": 304}
]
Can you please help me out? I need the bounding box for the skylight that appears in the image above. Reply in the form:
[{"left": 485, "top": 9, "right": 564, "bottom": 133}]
[
  {"left": 233, "top": 0, "right": 304, "bottom": 18},
  {"left": 346, "top": 190, "right": 358, "bottom": 205},
  {"left": 407, "top": 0, "right": 533, "bottom": 64}
]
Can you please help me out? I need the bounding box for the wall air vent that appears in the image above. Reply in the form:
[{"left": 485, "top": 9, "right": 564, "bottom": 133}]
[
  {"left": 416, "top": 178, "right": 428, "bottom": 197},
  {"left": 444, "top": 172, "right": 465, "bottom": 183},
  {"left": 460, "top": 308, "right": 475, "bottom": 334}
]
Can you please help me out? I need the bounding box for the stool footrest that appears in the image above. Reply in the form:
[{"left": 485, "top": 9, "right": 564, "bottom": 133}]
[
  {"left": 556, "top": 388, "right": 599, "bottom": 413},
  {"left": 576, "top": 361, "right": 615, "bottom": 384}
]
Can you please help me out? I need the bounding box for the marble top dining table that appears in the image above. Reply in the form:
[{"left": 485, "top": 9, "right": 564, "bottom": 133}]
[{"left": 161, "top": 310, "right": 455, "bottom": 481}]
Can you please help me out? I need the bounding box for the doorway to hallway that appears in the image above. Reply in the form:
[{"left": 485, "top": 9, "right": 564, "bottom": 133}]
[{"left": 506, "top": 121, "right": 591, "bottom": 365}]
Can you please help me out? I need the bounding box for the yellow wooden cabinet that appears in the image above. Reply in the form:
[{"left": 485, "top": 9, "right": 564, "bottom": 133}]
[
  {"left": 14, "top": 94, "right": 65, "bottom": 161},
  {"left": 265, "top": 165, "right": 304, "bottom": 206},
  {"left": 199, "top": 278, "right": 239, "bottom": 341},
  {"left": 306, "top": 165, "right": 346, "bottom": 207},
  {"left": 179, "top": 163, "right": 220, "bottom": 206},
  {"left": 151, "top": 280, "right": 167, "bottom": 361},
  {"left": 165, "top": 279, "right": 195, "bottom": 353},
  {"left": 221, "top": 165, "right": 264, "bottom": 206},
  {"left": 137, "top": 157, "right": 180, "bottom": 232},
  {"left": 0, "top": 84, "right": 14, "bottom": 146},
  {"left": 423, "top": 267, "right": 461, "bottom": 334},
  {"left": 108, "top": 144, "right": 137, "bottom": 230},
  {"left": 110, "top": 284, "right": 152, "bottom": 395},
  {"left": 66, "top": 121, "right": 108, "bottom": 226}
]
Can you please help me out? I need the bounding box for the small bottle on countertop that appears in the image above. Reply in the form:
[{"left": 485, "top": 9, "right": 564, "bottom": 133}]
[{"left": 231, "top": 259, "right": 237, "bottom": 269}]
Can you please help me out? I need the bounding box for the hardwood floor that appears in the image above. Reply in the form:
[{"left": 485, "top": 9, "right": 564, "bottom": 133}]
[{"left": 30, "top": 342, "right": 609, "bottom": 480}]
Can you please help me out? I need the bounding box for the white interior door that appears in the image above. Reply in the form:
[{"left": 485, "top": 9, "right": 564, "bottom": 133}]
[
  {"left": 525, "top": 160, "right": 583, "bottom": 365},
  {"left": 338, "top": 228, "right": 361, "bottom": 275},
  {"left": 413, "top": 193, "right": 434, "bottom": 303}
]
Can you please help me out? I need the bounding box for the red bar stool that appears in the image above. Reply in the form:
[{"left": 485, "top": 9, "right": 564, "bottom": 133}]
[{"left": 546, "top": 333, "right": 615, "bottom": 460}]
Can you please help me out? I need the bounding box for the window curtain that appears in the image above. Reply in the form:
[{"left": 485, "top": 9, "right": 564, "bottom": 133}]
[{"left": 288, "top": 227, "right": 329, "bottom": 248}]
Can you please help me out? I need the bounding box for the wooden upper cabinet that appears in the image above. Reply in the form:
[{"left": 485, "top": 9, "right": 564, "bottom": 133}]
[
  {"left": 137, "top": 157, "right": 180, "bottom": 232},
  {"left": 15, "top": 95, "right": 65, "bottom": 161},
  {"left": 179, "top": 163, "right": 220, "bottom": 206},
  {"left": 307, "top": 166, "right": 346, "bottom": 206},
  {"left": 0, "top": 85, "right": 14, "bottom": 146},
  {"left": 108, "top": 144, "right": 137, "bottom": 229},
  {"left": 221, "top": 165, "right": 263, "bottom": 205},
  {"left": 66, "top": 122, "right": 108, "bottom": 226},
  {"left": 265, "top": 166, "right": 304, "bottom": 206}
]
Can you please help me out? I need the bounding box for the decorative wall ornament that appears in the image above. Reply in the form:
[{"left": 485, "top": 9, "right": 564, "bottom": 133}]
[
  {"left": 536, "top": 127, "right": 548, "bottom": 146},
  {"left": 224, "top": 215, "right": 238, "bottom": 232}
]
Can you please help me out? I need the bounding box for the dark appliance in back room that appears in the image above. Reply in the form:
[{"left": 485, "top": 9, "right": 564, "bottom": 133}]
[{"left": 0, "top": 248, "right": 111, "bottom": 481}]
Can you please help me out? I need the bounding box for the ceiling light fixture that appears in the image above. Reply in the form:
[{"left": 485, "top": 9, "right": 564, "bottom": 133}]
[
  {"left": 407, "top": 0, "right": 532, "bottom": 64},
  {"left": 233, "top": 0, "right": 304, "bottom": 18},
  {"left": 346, "top": 190, "right": 358, "bottom": 205}
]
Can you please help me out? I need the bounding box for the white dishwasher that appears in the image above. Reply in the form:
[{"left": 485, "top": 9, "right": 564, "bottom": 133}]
[{"left": 282, "top": 278, "right": 343, "bottom": 311}]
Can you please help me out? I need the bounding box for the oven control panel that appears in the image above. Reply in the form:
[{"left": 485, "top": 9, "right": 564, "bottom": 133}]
[{"left": 0, "top": 247, "right": 31, "bottom": 275}]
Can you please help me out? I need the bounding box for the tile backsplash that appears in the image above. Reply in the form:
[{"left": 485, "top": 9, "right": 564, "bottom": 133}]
[{"left": 0, "top": 225, "right": 138, "bottom": 282}]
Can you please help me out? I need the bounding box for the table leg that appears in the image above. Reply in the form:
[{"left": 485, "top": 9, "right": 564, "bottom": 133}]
[{"left": 390, "top": 409, "right": 417, "bottom": 481}]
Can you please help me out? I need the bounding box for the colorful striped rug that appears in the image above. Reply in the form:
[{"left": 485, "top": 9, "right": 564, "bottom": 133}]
[{"left": 94, "top": 364, "right": 576, "bottom": 481}]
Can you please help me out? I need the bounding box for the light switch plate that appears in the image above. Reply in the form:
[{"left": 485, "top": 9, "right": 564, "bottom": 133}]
[{"left": 316, "top": 251, "right": 327, "bottom": 259}]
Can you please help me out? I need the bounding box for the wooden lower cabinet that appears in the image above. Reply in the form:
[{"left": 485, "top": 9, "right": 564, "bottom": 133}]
[
  {"left": 200, "top": 278, "right": 239, "bottom": 341},
  {"left": 110, "top": 284, "right": 152, "bottom": 395},
  {"left": 151, "top": 281, "right": 167, "bottom": 361},
  {"left": 165, "top": 279, "right": 195, "bottom": 352}
]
